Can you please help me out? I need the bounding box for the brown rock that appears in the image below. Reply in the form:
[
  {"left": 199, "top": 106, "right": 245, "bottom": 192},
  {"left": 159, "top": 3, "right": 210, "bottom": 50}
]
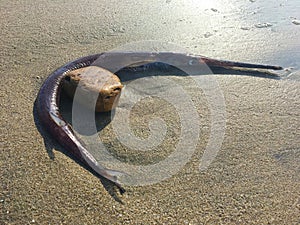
[{"left": 63, "top": 66, "right": 123, "bottom": 112}]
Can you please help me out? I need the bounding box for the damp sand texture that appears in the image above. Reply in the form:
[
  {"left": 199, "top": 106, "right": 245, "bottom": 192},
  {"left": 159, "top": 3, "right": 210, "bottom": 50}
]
[{"left": 1, "top": 0, "right": 300, "bottom": 224}]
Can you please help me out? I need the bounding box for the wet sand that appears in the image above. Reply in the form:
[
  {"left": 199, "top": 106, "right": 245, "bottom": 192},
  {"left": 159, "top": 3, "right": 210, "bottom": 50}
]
[{"left": 1, "top": 0, "right": 300, "bottom": 224}]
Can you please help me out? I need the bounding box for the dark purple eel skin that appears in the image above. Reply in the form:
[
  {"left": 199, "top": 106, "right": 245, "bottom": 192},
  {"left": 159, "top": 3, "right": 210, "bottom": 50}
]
[{"left": 36, "top": 52, "right": 282, "bottom": 193}]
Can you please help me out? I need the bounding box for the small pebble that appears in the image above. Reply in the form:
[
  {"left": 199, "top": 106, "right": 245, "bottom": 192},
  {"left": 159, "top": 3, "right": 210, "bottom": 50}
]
[
  {"left": 255, "top": 22, "right": 272, "bottom": 28},
  {"left": 292, "top": 19, "right": 300, "bottom": 25},
  {"left": 284, "top": 67, "right": 294, "bottom": 71},
  {"left": 241, "top": 26, "right": 251, "bottom": 30},
  {"left": 204, "top": 32, "right": 213, "bottom": 38}
]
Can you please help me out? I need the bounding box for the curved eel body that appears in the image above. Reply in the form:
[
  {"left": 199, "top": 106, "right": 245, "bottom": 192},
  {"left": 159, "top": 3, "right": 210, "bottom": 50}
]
[{"left": 36, "top": 52, "right": 282, "bottom": 193}]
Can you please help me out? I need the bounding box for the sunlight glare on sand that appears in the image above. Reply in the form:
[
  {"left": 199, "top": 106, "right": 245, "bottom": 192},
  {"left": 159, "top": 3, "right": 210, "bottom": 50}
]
[{"left": 190, "top": 0, "right": 218, "bottom": 9}]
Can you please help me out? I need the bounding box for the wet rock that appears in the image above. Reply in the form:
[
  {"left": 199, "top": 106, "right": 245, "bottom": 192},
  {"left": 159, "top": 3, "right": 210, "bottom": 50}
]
[{"left": 63, "top": 66, "right": 123, "bottom": 112}]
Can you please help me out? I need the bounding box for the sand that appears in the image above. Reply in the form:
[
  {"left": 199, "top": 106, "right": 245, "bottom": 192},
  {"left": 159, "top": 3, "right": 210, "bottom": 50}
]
[{"left": 1, "top": 0, "right": 299, "bottom": 224}]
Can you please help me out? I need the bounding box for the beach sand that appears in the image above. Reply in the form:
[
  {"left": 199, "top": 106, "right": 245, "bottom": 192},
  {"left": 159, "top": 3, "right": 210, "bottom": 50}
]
[{"left": 1, "top": 0, "right": 299, "bottom": 224}]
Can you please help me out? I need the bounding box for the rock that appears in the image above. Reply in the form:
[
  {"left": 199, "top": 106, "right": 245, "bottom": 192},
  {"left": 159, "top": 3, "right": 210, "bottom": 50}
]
[
  {"left": 254, "top": 22, "right": 272, "bottom": 28},
  {"left": 292, "top": 19, "right": 300, "bottom": 25},
  {"left": 63, "top": 66, "right": 123, "bottom": 112}
]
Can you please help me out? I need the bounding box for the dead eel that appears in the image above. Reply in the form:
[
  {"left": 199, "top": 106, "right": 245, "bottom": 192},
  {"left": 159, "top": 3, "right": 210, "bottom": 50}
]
[{"left": 36, "top": 51, "right": 282, "bottom": 193}]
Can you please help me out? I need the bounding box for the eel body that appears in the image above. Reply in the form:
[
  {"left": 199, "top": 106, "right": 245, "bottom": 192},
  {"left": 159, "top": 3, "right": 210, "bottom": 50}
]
[{"left": 36, "top": 52, "right": 282, "bottom": 193}]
